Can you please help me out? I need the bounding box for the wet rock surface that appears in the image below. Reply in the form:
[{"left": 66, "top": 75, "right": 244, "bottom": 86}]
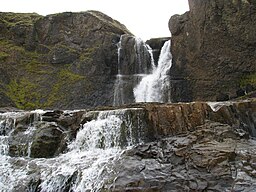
[{"left": 107, "top": 121, "right": 256, "bottom": 191}]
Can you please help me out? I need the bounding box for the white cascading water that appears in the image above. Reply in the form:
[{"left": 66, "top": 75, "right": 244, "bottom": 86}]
[
  {"left": 113, "top": 35, "right": 155, "bottom": 106},
  {"left": 0, "top": 108, "right": 144, "bottom": 192},
  {"left": 113, "top": 35, "right": 125, "bottom": 106},
  {"left": 134, "top": 40, "right": 172, "bottom": 103}
]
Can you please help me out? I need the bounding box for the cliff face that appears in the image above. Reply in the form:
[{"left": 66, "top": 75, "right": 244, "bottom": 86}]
[
  {"left": 169, "top": 0, "right": 256, "bottom": 102},
  {"left": 0, "top": 11, "right": 132, "bottom": 109},
  {"left": 1, "top": 1, "right": 256, "bottom": 110}
]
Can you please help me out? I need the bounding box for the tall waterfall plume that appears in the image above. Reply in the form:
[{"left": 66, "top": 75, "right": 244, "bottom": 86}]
[
  {"left": 134, "top": 40, "right": 172, "bottom": 103},
  {"left": 113, "top": 35, "right": 155, "bottom": 106}
]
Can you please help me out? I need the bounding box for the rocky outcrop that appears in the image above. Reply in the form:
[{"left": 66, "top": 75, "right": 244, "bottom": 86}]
[
  {"left": 117, "top": 34, "right": 152, "bottom": 75},
  {"left": 169, "top": 0, "right": 256, "bottom": 102},
  {"left": 3, "top": 99, "right": 255, "bottom": 158},
  {"left": 0, "top": 11, "right": 132, "bottom": 109},
  {"left": 6, "top": 110, "right": 85, "bottom": 158},
  {"left": 0, "top": 99, "right": 255, "bottom": 191},
  {"left": 145, "top": 99, "right": 256, "bottom": 137},
  {"left": 2, "top": 2, "right": 256, "bottom": 109},
  {"left": 108, "top": 120, "right": 256, "bottom": 191}
]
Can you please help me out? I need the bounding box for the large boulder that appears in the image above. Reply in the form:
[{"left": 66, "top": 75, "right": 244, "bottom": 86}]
[{"left": 169, "top": 0, "right": 256, "bottom": 102}]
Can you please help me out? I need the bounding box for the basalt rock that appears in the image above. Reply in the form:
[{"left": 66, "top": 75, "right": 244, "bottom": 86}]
[
  {"left": 107, "top": 121, "right": 256, "bottom": 191},
  {"left": 0, "top": 11, "right": 132, "bottom": 110},
  {"left": 169, "top": 0, "right": 256, "bottom": 102},
  {"left": 100, "top": 99, "right": 256, "bottom": 191},
  {"left": 4, "top": 99, "right": 256, "bottom": 157}
]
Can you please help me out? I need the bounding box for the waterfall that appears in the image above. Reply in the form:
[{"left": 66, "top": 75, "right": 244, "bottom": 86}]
[
  {"left": 113, "top": 35, "right": 154, "bottom": 106},
  {"left": 134, "top": 40, "right": 172, "bottom": 103},
  {"left": 0, "top": 108, "right": 146, "bottom": 192}
]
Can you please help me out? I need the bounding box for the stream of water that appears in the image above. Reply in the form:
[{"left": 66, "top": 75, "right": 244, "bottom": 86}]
[{"left": 0, "top": 108, "right": 144, "bottom": 191}]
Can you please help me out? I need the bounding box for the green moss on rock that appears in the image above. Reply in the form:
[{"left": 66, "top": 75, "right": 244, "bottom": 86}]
[
  {"left": 0, "top": 12, "right": 42, "bottom": 27},
  {"left": 240, "top": 73, "right": 256, "bottom": 87},
  {"left": 0, "top": 52, "right": 9, "bottom": 61},
  {"left": 58, "top": 68, "right": 84, "bottom": 81},
  {"left": 44, "top": 68, "right": 86, "bottom": 107},
  {"left": 6, "top": 78, "right": 42, "bottom": 109}
]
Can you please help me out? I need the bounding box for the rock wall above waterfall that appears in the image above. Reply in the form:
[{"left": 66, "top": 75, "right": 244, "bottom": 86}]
[{"left": 169, "top": 0, "right": 256, "bottom": 102}]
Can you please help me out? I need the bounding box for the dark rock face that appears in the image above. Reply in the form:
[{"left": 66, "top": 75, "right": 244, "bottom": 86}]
[
  {"left": 30, "top": 123, "right": 65, "bottom": 158},
  {"left": 144, "top": 99, "right": 256, "bottom": 137},
  {"left": 101, "top": 99, "right": 256, "bottom": 191},
  {"left": 108, "top": 121, "right": 256, "bottom": 191},
  {"left": 146, "top": 37, "right": 170, "bottom": 65},
  {"left": 0, "top": 11, "right": 132, "bottom": 109},
  {"left": 117, "top": 34, "right": 152, "bottom": 75},
  {"left": 5, "top": 110, "right": 85, "bottom": 158},
  {"left": 169, "top": 0, "right": 256, "bottom": 102}
]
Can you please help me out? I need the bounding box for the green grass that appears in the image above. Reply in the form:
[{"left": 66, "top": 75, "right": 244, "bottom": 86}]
[
  {"left": 5, "top": 78, "right": 42, "bottom": 109},
  {"left": 0, "top": 12, "right": 42, "bottom": 27}
]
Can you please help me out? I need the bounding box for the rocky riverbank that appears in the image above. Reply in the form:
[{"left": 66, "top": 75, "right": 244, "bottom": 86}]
[{"left": 0, "top": 99, "right": 255, "bottom": 191}]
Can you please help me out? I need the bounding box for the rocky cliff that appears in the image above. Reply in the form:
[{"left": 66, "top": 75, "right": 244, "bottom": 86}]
[
  {"left": 1, "top": 99, "right": 255, "bottom": 191},
  {"left": 169, "top": 0, "right": 256, "bottom": 102},
  {"left": 1, "top": 0, "right": 256, "bottom": 110},
  {"left": 0, "top": 11, "right": 132, "bottom": 109}
]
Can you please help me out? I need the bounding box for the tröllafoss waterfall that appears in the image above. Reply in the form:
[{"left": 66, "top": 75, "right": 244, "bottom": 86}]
[
  {"left": 113, "top": 35, "right": 172, "bottom": 105},
  {"left": 0, "top": 36, "right": 174, "bottom": 192},
  {"left": 113, "top": 35, "right": 155, "bottom": 106}
]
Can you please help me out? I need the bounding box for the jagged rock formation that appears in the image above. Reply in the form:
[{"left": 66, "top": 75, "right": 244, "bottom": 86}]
[
  {"left": 0, "top": 11, "right": 132, "bottom": 109},
  {"left": 169, "top": 0, "right": 256, "bottom": 102},
  {"left": 1, "top": 99, "right": 255, "bottom": 191}
]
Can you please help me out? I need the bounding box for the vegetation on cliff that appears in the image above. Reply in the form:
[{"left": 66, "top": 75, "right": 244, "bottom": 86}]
[{"left": 0, "top": 11, "right": 132, "bottom": 109}]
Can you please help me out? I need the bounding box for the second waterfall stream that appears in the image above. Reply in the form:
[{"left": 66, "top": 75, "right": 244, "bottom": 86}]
[
  {"left": 113, "top": 35, "right": 172, "bottom": 105},
  {"left": 134, "top": 40, "right": 172, "bottom": 103}
]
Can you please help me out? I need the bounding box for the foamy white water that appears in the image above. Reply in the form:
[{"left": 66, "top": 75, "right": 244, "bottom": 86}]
[
  {"left": 0, "top": 108, "right": 144, "bottom": 191},
  {"left": 134, "top": 40, "right": 172, "bottom": 103},
  {"left": 113, "top": 35, "right": 155, "bottom": 106}
]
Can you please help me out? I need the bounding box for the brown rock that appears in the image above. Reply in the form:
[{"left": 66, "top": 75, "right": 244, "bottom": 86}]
[{"left": 169, "top": 0, "right": 256, "bottom": 102}]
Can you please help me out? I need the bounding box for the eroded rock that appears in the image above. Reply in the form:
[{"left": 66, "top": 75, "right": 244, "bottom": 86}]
[
  {"left": 169, "top": 0, "right": 256, "bottom": 102},
  {"left": 104, "top": 121, "right": 256, "bottom": 191}
]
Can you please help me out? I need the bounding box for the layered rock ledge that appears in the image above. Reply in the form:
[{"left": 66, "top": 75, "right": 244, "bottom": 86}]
[{"left": 1, "top": 99, "right": 255, "bottom": 191}]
